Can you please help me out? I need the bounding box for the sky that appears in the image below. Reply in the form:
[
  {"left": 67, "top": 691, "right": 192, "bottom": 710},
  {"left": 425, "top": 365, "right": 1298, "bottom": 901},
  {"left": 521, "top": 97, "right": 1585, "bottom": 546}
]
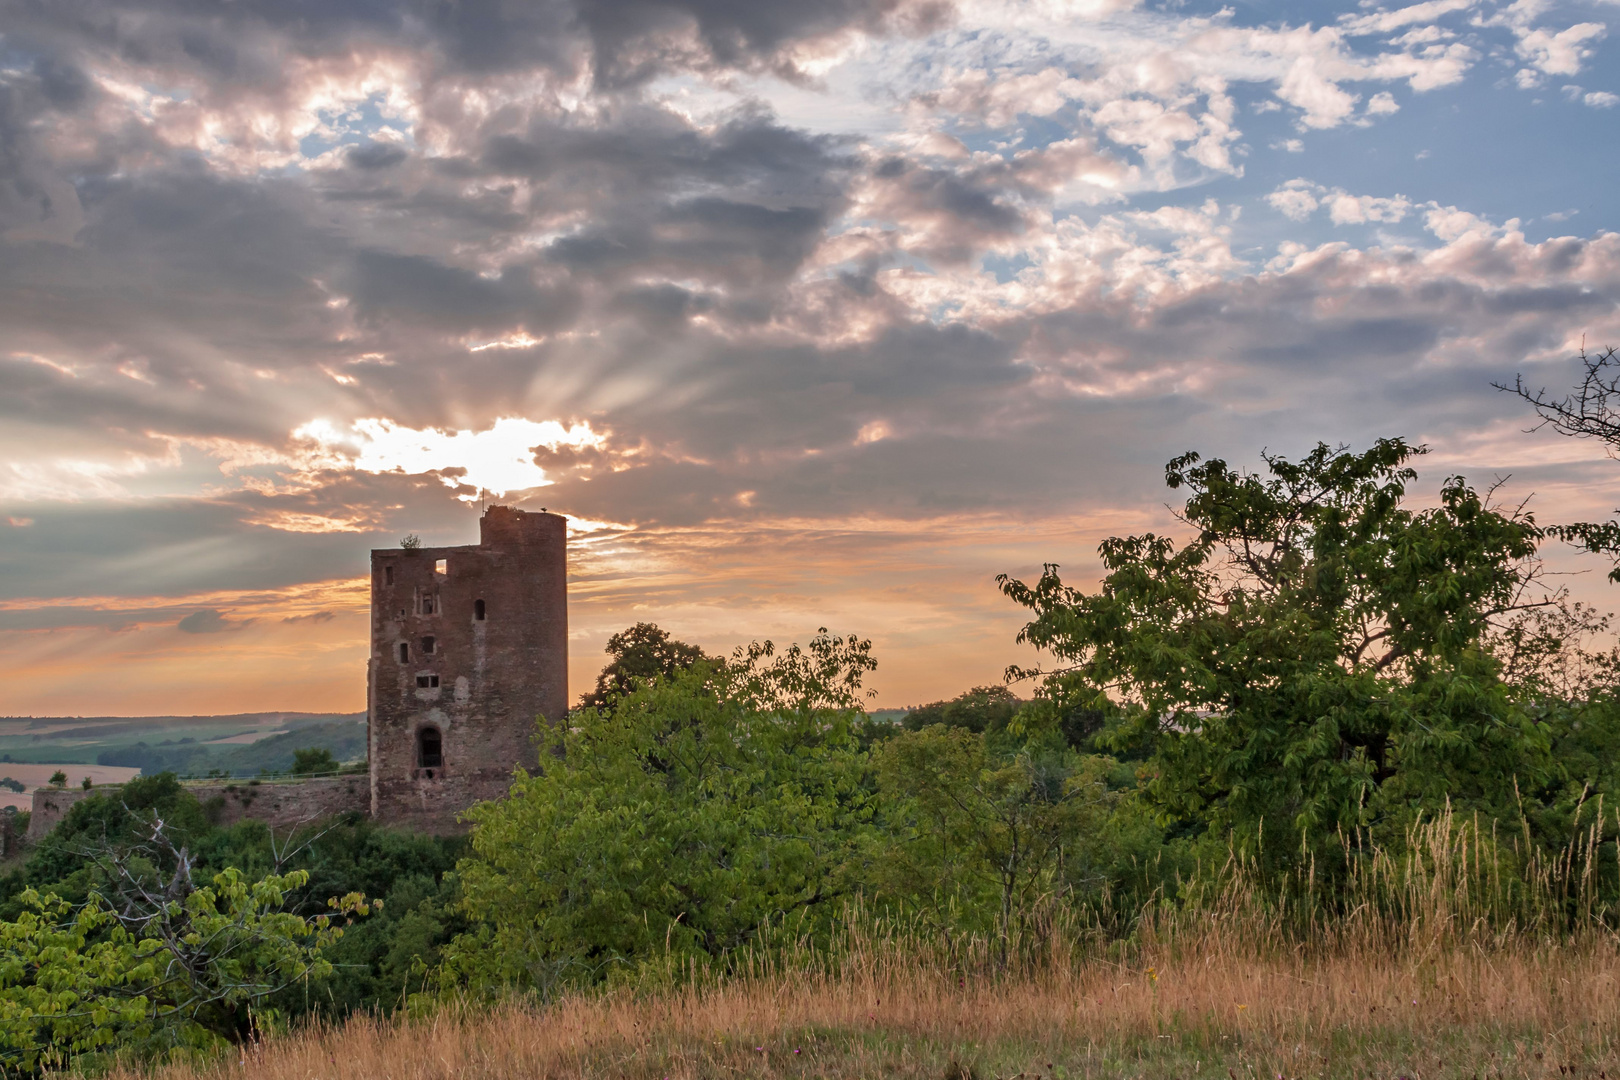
[{"left": 4, "top": 0, "right": 1620, "bottom": 716}]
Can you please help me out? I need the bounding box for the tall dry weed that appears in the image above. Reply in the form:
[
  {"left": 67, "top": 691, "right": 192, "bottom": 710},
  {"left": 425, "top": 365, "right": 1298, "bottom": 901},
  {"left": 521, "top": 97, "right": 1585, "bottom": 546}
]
[{"left": 103, "top": 807, "right": 1620, "bottom": 1080}]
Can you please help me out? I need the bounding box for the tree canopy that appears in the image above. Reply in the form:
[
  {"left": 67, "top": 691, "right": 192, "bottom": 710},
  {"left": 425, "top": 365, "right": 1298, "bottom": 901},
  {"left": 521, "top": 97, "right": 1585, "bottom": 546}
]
[
  {"left": 577, "top": 622, "right": 709, "bottom": 712},
  {"left": 999, "top": 439, "right": 1562, "bottom": 862},
  {"left": 453, "top": 631, "right": 877, "bottom": 989}
]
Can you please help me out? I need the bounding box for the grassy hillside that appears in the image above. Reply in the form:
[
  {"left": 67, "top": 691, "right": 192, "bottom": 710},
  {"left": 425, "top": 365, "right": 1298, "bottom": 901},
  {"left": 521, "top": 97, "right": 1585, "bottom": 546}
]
[{"left": 0, "top": 712, "right": 365, "bottom": 778}]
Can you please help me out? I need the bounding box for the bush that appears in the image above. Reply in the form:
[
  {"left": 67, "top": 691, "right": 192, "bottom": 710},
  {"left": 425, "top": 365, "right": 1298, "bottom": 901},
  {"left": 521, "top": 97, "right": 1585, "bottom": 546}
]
[{"left": 451, "top": 631, "right": 878, "bottom": 991}]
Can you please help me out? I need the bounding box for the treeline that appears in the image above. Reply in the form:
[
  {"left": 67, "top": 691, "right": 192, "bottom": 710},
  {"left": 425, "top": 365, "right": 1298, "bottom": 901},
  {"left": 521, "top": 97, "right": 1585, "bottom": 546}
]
[{"left": 7, "top": 437, "right": 1620, "bottom": 1072}]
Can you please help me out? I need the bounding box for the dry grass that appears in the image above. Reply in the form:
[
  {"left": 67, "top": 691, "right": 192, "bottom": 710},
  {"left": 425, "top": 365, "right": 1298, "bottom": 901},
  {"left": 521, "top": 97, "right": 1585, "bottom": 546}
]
[
  {"left": 105, "top": 805, "right": 1620, "bottom": 1080},
  {"left": 114, "top": 932, "right": 1620, "bottom": 1080}
]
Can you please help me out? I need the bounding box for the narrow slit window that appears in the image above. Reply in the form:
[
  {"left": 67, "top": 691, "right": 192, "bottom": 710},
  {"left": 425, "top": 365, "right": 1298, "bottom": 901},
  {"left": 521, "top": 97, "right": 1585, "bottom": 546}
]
[
  {"left": 474, "top": 599, "right": 486, "bottom": 621},
  {"left": 421, "top": 636, "right": 435, "bottom": 655},
  {"left": 416, "top": 673, "right": 440, "bottom": 688},
  {"left": 398, "top": 642, "right": 409, "bottom": 663},
  {"left": 384, "top": 565, "right": 394, "bottom": 585},
  {"left": 417, "top": 727, "right": 443, "bottom": 769}
]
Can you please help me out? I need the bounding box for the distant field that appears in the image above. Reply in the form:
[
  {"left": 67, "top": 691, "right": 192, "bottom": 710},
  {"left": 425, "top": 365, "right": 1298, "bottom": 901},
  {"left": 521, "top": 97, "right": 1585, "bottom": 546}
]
[
  {"left": 0, "top": 763, "right": 142, "bottom": 810},
  {"left": 0, "top": 707, "right": 907, "bottom": 799},
  {"left": 0, "top": 712, "right": 366, "bottom": 786}
]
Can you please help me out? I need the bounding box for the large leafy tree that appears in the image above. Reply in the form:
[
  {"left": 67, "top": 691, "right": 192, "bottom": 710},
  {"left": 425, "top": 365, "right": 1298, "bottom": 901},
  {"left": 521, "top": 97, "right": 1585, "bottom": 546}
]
[
  {"left": 577, "top": 622, "right": 709, "bottom": 712},
  {"left": 999, "top": 439, "right": 1558, "bottom": 863},
  {"left": 901, "top": 685, "right": 1024, "bottom": 734},
  {"left": 453, "top": 631, "right": 878, "bottom": 990},
  {"left": 873, "top": 726, "right": 1131, "bottom": 953}
]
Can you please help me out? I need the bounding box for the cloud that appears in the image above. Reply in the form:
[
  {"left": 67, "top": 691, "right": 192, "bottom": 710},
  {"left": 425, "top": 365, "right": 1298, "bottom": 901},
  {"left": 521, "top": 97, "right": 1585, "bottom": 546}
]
[
  {"left": 1365, "top": 91, "right": 1401, "bottom": 116},
  {"left": 292, "top": 417, "right": 608, "bottom": 498},
  {"left": 177, "top": 609, "right": 250, "bottom": 633},
  {"left": 1267, "top": 180, "right": 1412, "bottom": 224},
  {"left": 1269, "top": 180, "right": 1321, "bottom": 221},
  {"left": 2, "top": 0, "right": 1619, "bottom": 712},
  {"left": 345, "top": 142, "right": 410, "bottom": 170},
  {"left": 1338, "top": 0, "right": 1475, "bottom": 36},
  {"left": 1514, "top": 22, "right": 1606, "bottom": 76}
]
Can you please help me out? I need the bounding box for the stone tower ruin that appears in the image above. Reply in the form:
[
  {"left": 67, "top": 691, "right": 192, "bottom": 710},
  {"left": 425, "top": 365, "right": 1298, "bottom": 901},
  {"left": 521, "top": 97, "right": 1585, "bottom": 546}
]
[{"left": 367, "top": 506, "right": 567, "bottom": 831}]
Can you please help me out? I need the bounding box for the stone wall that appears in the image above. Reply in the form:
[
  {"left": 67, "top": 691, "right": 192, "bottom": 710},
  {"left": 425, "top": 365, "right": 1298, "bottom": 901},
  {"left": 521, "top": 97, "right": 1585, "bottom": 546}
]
[
  {"left": 27, "top": 785, "right": 98, "bottom": 840},
  {"left": 26, "top": 775, "right": 371, "bottom": 842},
  {"left": 368, "top": 505, "right": 566, "bottom": 833},
  {"left": 192, "top": 775, "right": 370, "bottom": 829}
]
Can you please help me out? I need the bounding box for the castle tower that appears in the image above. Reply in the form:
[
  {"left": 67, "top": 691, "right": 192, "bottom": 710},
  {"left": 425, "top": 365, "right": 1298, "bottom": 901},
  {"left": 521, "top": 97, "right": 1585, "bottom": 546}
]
[{"left": 367, "top": 506, "right": 567, "bottom": 831}]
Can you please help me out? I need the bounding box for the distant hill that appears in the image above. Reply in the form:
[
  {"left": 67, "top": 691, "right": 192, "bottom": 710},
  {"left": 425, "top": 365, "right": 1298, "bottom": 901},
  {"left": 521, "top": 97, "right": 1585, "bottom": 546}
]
[{"left": 0, "top": 712, "right": 365, "bottom": 779}]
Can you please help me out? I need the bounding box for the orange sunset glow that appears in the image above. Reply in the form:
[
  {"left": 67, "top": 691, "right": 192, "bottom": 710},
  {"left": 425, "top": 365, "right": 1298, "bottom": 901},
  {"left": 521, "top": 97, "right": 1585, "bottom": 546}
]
[{"left": 5, "top": 0, "right": 1620, "bottom": 719}]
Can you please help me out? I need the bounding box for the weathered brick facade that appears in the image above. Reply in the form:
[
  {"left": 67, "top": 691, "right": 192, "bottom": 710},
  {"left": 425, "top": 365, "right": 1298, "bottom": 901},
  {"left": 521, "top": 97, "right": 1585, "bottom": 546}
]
[
  {"left": 23, "top": 505, "right": 568, "bottom": 845},
  {"left": 367, "top": 506, "right": 568, "bottom": 832}
]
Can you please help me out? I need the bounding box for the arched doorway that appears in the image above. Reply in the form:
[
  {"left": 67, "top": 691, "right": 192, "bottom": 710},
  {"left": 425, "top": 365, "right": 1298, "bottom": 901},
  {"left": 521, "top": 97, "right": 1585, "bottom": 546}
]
[{"left": 417, "top": 726, "right": 443, "bottom": 774}]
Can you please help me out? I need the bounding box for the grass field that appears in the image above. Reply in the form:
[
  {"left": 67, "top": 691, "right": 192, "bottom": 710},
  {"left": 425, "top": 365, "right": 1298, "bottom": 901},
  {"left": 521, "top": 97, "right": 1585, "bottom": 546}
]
[
  {"left": 114, "top": 929, "right": 1620, "bottom": 1080},
  {"left": 88, "top": 786, "right": 1620, "bottom": 1080}
]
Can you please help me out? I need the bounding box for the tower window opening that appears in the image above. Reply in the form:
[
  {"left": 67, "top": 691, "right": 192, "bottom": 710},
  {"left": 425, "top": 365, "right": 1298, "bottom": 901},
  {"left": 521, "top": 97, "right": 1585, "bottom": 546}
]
[
  {"left": 420, "top": 594, "right": 435, "bottom": 615},
  {"left": 435, "top": 558, "right": 447, "bottom": 575},
  {"left": 398, "top": 642, "right": 409, "bottom": 663},
  {"left": 416, "top": 673, "right": 440, "bottom": 688},
  {"left": 384, "top": 565, "right": 394, "bottom": 585},
  {"left": 474, "top": 599, "right": 486, "bottom": 621},
  {"left": 422, "top": 636, "right": 436, "bottom": 654},
  {"left": 417, "top": 727, "right": 443, "bottom": 769}
]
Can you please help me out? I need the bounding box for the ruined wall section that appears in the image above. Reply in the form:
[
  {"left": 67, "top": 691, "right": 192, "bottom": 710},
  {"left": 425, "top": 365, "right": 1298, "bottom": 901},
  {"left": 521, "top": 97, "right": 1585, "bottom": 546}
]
[
  {"left": 368, "top": 507, "right": 567, "bottom": 833},
  {"left": 26, "top": 777, "right": 369, "bottom": 841}
]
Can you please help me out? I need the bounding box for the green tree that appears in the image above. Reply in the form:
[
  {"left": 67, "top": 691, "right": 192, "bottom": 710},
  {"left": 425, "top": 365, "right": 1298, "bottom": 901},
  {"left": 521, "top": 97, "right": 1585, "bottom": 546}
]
[
  {"left": 874, "top": 726, "right": 1126, "bottom": 954},
  {"left": 578, "top": 622, "right": 709, "bottom": 711},
  {"left": 999, "top": 439, "right": 1558, "bottom": 867},
  {"left": 11, "top": 774, "right": 214, "bottom": 904},
  {"left": 290, "top": 748, "right": 339, "bottom": 776},
  {"left": 452, "top": 631, "right": 877, "bottom": 991},
  {"left": 902, "top": 685, "right": 1024, "bottom": 734},
  {"left": 0, "top": 815, "right": 369, "bottom": 1074}
]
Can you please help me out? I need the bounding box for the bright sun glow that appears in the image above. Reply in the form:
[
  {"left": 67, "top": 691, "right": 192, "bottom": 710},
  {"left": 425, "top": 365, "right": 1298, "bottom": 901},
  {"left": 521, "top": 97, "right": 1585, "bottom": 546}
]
[{"left": 293, "top": 416, "right": 605, "bottom": 498}]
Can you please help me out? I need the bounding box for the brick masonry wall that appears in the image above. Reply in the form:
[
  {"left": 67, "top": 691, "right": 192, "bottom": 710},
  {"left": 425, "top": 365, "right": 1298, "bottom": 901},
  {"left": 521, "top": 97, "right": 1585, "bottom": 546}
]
[
  {"left": 368, "top": 506, "right": 566, "bottom": 833},
  {"left": 26, "top": 776, "right": 371, "bottom": 842}
]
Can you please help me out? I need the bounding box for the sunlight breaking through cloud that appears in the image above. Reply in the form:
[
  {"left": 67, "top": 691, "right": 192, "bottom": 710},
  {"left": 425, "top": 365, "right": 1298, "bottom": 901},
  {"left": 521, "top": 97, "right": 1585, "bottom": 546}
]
[{"left": 293, "top": 417, "right": 605, "bottom": 498}]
